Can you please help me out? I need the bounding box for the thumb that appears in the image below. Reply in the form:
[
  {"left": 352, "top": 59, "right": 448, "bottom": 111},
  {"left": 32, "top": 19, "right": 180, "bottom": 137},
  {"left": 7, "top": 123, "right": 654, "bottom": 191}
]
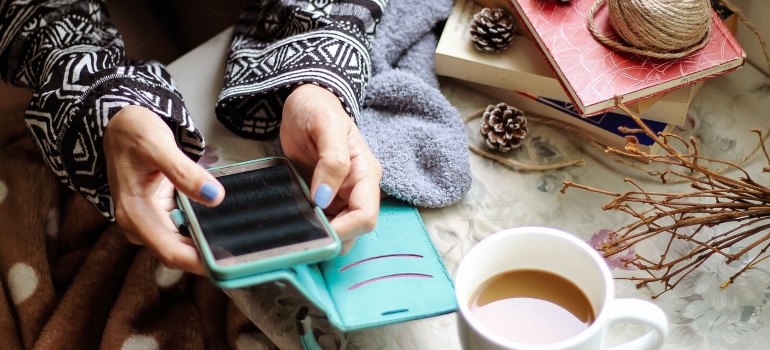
[
  {"left": 151, "top": 147, "right": 224, "bottom": 206},
  {"left": 310, "top": 128, "right": 351, "bottom": 209}
]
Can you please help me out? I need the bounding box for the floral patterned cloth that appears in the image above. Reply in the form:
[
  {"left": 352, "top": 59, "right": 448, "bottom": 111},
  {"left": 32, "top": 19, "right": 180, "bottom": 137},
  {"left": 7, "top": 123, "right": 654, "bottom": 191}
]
[
  {"left": 180, "top": 49, "right": 770, "bottom": 350},
  {"left": 414, "top": 63, "right": 770, "bottom": 350}
]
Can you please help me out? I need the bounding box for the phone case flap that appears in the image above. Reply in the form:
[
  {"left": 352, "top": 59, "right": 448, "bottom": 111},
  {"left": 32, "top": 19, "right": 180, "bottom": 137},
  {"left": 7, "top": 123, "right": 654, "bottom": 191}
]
[
  {"left": 215, "top": 264, "right": 339, "bottom": 321},
  {"left": 317, "top": 198, "right": 457, "bottom": 331}
]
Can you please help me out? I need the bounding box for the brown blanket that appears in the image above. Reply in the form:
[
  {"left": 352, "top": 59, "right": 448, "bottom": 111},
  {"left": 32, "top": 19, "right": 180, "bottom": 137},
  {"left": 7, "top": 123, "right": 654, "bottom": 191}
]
[{"left": 0, "top": 85, "right": 343, "bottom": 350}]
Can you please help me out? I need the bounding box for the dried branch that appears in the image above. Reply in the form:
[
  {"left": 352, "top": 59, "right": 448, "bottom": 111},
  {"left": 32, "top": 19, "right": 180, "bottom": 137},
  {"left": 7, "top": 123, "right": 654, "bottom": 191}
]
[{"left": 561, "top": 100, "right": 770, "bottom": 297}]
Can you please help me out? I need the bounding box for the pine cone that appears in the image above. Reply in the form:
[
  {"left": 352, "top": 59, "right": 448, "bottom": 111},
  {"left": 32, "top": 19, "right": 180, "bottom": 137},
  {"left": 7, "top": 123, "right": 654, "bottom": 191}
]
[
  {"left": 480, "top": 103, "right": 528, "bottom": 152},
  {"left": 469, "top": 8, "right": 515, "bottom": 53}
]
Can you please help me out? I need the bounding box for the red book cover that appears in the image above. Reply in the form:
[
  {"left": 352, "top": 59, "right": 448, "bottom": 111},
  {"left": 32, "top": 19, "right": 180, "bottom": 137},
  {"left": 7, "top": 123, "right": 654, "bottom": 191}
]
[{"left": 509, "top": 0, "right": 746, "bottom": 116}]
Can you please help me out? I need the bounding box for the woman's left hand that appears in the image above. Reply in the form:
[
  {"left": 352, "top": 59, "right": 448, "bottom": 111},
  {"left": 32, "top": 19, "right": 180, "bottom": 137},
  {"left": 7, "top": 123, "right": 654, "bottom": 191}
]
[{"left": 280, "top": 84, "right": 382, "bottom": 252}]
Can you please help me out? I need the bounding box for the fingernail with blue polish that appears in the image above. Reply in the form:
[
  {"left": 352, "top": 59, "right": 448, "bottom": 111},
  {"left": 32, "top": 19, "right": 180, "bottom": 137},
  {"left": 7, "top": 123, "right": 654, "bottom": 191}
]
[
  {"left": 314, "top": 183, "right": 333, "bottom": 209},
  {"left": 200, "top": 182, "right": 219, "bottom": 202}
]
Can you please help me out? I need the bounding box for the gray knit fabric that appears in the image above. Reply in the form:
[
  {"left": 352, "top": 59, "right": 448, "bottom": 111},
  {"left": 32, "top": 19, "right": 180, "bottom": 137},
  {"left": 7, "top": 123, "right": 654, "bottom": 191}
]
[{"left": 359, "top": 0, "right": 471, "bottom": 208}]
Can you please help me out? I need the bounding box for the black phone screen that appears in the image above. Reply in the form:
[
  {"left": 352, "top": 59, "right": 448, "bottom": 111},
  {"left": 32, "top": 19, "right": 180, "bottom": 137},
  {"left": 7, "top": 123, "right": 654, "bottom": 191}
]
[{"left": 190, "top": 163, "right": 328, "bottom": 261}]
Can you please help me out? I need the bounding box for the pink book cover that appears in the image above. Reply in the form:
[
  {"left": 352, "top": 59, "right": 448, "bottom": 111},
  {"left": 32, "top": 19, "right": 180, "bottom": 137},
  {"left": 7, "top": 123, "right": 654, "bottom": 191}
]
[{"left": 509, "top": 0, "right": 746, "bottom": 116}]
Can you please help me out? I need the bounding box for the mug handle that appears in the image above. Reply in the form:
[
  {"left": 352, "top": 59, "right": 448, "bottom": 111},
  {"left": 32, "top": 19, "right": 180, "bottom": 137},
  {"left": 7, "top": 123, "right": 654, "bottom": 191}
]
[{"left": 603, "top": 298, "right": 669, "bottom": 350}]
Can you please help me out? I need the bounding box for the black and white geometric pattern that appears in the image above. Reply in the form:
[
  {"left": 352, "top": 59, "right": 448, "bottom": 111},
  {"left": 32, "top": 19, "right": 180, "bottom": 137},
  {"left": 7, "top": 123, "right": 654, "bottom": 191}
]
[
  {"left": 216, "top": 0, "right": 387, "bottom": 139},
  {"left": 1, "top": 0, "right": 386, "bottom": 217},
  {"left": 1, "top": 0, "right": 203, "bottom": 218}
]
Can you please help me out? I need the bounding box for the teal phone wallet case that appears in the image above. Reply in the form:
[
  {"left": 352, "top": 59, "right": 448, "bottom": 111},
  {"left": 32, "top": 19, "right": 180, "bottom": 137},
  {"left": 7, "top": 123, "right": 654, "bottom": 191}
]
[
  {"left": 174, "top": 197, "right": 457, "bottom": 337},
  {"left": 216, "top": 198, "right": 457, "bottom": 330}
]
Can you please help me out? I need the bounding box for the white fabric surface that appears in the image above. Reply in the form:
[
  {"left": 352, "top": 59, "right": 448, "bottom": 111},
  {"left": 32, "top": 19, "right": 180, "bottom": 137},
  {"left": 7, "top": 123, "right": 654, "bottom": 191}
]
[{"left": 169, "top": 28, "right": 770, "bottom": 350}]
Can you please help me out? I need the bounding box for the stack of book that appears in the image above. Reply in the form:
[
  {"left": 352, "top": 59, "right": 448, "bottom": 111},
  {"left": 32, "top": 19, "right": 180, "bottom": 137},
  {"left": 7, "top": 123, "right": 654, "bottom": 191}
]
[{"left": 437, "top": 0, "right": 742, "bottom": 153}]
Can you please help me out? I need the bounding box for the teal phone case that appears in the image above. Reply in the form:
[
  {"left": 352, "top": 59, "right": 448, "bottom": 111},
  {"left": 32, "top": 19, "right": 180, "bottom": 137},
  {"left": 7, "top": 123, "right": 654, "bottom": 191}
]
[
  {"left": 177, "top": 157, "right": 341, "bottom": 282},
  {"left": 223, "top": 198, "right": 457, "bottom": 331},
  {"left": 180, "top": 197, "right": 457, "bottom": 333}
]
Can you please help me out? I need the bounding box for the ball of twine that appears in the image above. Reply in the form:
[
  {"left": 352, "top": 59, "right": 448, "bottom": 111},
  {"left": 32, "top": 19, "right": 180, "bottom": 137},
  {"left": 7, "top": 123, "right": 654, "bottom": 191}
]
[{"left": 587, "top": 0, "right": 712, "bottom": 59}]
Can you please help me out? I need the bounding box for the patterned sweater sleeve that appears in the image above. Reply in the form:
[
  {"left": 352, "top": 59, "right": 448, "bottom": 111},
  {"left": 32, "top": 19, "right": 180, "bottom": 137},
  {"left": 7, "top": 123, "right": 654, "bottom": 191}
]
[
  {"left": 216, "top": 0, "right": 387, "bottom": 139},
  {"left": 0, "top": 0, "right": 204, "bottom": 218}
]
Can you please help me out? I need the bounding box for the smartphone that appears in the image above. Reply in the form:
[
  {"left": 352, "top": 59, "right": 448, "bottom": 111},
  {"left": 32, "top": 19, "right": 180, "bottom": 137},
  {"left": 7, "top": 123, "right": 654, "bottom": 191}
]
[{"left": 177, "top": 157, "right": 340, "bottom": 282}]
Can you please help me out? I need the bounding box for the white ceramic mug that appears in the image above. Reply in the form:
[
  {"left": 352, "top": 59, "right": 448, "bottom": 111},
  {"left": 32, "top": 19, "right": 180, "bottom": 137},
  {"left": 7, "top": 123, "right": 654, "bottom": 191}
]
[{"left": 455, "top": 227, "right": 668, "bottom": 350}]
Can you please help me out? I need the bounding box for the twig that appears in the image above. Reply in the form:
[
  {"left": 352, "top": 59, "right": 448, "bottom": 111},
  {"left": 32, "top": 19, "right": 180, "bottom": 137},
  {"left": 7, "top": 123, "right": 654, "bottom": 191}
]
[{"left": 563, "top": 100, "right": 770, "bottom": 295}]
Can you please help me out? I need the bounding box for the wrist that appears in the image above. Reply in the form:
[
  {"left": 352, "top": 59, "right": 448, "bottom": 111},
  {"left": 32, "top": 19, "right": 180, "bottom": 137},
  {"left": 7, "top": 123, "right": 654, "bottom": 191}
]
[
  {"left": 291, "top": 84, "right": 345, "bottom": 109},
  {"left": 108, "top": 105, "right": 151, "bottom": 132},
  {"left": 105, "top": 105, "right": 173, "bottom": 151},
  {"left": 287, "top": 84, "right": 352, "bottom": 123}
]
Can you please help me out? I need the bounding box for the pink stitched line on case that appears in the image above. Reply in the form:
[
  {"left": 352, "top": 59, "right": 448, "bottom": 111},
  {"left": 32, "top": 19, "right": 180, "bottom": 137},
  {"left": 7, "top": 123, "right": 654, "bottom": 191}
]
[
  {"left": 347, "top": 273, "right": 433, "bottom": 291},
  {"left": 338, "top": 254, "right": 423, "bottom": 272}
]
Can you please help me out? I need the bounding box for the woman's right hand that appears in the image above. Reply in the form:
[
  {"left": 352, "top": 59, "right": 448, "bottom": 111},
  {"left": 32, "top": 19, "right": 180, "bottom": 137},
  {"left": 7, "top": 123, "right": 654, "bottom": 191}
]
[{"left": 103, "top": 105, "right": 224, "bottom": 275}]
